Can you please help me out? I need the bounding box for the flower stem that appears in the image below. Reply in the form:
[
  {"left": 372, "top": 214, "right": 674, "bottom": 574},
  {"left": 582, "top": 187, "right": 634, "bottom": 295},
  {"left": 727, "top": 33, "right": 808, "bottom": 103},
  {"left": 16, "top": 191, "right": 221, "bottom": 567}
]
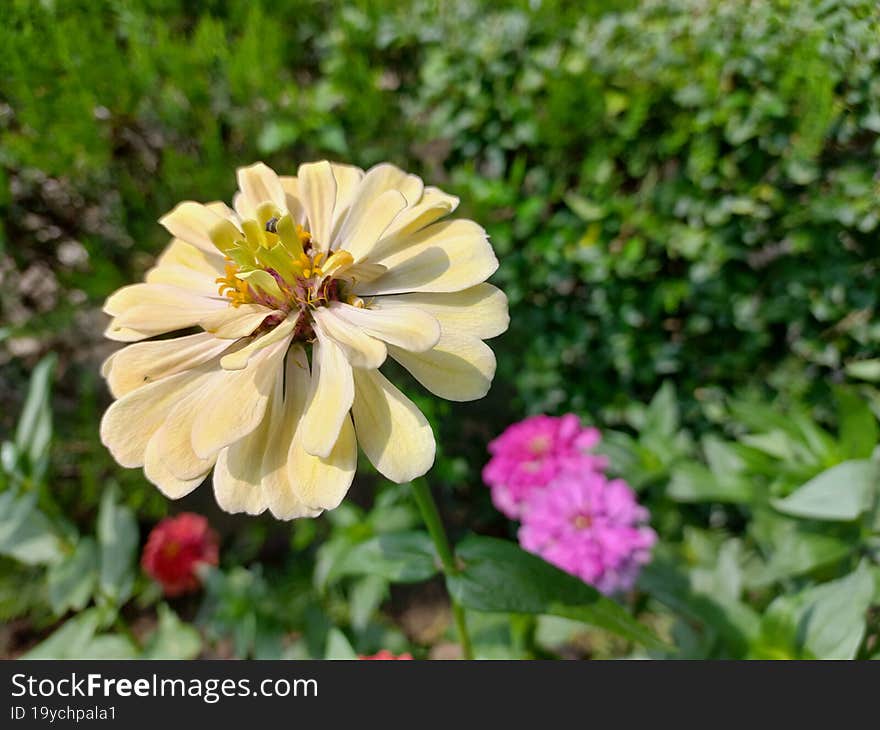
[{"left": 411, "top": 478, "right": 474, "bottom": 660}]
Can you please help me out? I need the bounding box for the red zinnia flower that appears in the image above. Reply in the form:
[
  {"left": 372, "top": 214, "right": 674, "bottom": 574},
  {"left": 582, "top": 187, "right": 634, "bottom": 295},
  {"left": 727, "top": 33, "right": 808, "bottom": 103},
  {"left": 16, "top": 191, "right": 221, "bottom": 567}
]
[
  {"left": 360, "top": 650, "right": 413, "bottom": 660},
  {"left": 141, "top": 512, "right": 219, "bottom": 596}
]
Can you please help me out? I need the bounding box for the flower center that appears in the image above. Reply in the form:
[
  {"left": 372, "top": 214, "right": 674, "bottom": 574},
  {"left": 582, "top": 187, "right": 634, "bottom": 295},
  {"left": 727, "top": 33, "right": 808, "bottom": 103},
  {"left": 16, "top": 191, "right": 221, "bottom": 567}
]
[
  {"left": 212, "top": 202, "right": 359, "bottom": 340},
  {"left": 572, "top": 514, "right": 592, "bottom": 530},
  {"left": 529, "top": 435, "right": 551, "bottom": 456}
]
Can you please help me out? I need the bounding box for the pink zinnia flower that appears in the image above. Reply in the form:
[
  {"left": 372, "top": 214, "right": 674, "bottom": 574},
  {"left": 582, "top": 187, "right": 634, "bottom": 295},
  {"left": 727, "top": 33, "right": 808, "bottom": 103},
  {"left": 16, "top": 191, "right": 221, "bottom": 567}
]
[
  {"left": 483, "top": 414, "right": 607, "bottom": 519},
  {"left": 518, "top": 471, "right": 656, "bottom": 595},
  {"left": 141, "top": 512, "right": 219, "bottom": 596},
  {"left": 360, "top": 650, "right": 413, "bottom": 660}
]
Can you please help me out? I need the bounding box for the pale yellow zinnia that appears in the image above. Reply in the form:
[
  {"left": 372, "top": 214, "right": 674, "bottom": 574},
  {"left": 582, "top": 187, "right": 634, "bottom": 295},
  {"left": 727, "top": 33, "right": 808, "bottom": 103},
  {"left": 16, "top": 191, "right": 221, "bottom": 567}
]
[{"left": 100, "top": 161, "right": 508, "bottom": 519}]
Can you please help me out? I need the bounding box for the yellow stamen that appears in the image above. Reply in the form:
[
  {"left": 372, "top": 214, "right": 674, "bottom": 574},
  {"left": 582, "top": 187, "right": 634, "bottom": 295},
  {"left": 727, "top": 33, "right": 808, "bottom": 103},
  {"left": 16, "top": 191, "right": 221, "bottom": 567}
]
[{"left": 216, "top": 262, "right": 252, "bottom": 307}]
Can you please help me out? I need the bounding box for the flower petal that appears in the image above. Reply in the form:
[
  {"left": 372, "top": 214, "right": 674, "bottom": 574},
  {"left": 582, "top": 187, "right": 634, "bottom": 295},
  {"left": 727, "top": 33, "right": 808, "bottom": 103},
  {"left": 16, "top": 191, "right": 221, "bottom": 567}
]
[
  {"left": 299, "top": 330, "right": 354, "bottom": 458},
  {"left": 153, "top": 238, "right": 226, "bottom": 277},
  {"left": 311, "top": 307, "right": 387, "bottom": 369},
  {"left": 372, "top": 283, "right": 509, "bottom": 340},
  {"left": 289, "top": 413, "right": 357, "bottom": 512},
  {"left": 331, "top": 164, "right": 424, "bottom": 247},
  {"left": 388, "top": 333, "right": 496, "bottom": 402},
  {"left": 213, "top": 442, "right": 269, "bottom": 516},
  {"left": 378, "top": 186, "right": 460, "bottom": 244},
  {"left": 105, "top": 284, "right": 227, "bottom": 337},
  {"left": 143, "top": 433, "right": 210, "bottom": 500},
  {"left": 330, "top": 302, "right": 440, "bottom": 353},
  {"left": 159, "top": 201, "right": 240, "bottom": 255},
  {"left": 354, "top": 219, "right": 498, "bottom": 295},
  {"left": 103, "top": 332, "right": 231, "bottom": 398},
  {"left": 278, "top": 176, "right": 307, "bottom": 225},
  {"left": 190, "top": 338, "right": 288, "bottom": 459},
  {"left": 279, "top": 349, "right": 357, "bottom": 513},
  {"left": 145, "top": 264, "right": 218, "bottom": 296},
  {"left": 199, "top": 303, "right": 280, "bottom": 339},
  {"left": 100, "top": 366, "right": 213, "bottom": 468},
  {"left": 298, "top": 160, "right": 337, "bottom": 250},
  {"left": 351, "top": 367, "right": 435, "bottom": 482},
  {"left": 236, "top": 162, "right": 287, "bottom": 219},
  {"left": 328, "top": 163, "right": 365, "bottom": 244},
  {"left": 336, "top": 189, "right": 408, "bottom": 262},
  {"left": 220, "top": 313, "right": 298, "bottom": 370}
]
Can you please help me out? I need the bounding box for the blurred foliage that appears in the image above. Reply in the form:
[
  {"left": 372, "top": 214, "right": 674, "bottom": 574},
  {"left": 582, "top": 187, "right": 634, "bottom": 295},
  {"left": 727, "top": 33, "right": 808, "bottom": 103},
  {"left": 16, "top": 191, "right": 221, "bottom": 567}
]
[{"left": 1, "top": 0, "right": 880, "bottom": 659}]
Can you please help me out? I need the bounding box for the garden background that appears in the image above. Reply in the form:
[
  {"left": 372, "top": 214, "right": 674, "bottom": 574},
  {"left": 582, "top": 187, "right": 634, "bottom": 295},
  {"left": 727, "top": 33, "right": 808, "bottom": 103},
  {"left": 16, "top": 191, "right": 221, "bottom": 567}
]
[{"left": 2, "top": 0, "right": 880, "bottom": 659}]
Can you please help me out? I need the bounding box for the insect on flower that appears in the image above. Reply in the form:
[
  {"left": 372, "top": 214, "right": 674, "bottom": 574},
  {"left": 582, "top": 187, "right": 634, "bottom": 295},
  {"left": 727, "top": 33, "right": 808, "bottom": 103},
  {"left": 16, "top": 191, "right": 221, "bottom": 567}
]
[{"left": 101, "top": 162, "right": 508, "bottom": 519}]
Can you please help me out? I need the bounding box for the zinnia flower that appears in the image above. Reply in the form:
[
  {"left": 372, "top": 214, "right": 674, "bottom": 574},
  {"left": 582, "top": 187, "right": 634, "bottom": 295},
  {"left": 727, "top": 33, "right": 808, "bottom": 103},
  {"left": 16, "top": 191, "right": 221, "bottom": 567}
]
[
  {"left": 518, "top": 470, "right": 656, "bottom": 595},
  {"left": 483, "top": 414, "right": 607, "bottom": 519},
  {"left": 141, "top": 512, "right": 219, "bottom": 596},
  {"left": 360, "top": 650, "right": 413, "bottom": 660},
  {"left": 101, "top": 161, "right": 507, "bottom": 519}
]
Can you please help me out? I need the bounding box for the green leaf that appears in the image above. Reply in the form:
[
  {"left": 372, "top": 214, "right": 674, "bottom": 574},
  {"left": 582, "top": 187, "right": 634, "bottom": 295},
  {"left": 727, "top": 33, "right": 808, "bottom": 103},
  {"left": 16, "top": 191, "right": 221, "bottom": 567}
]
[
  {"left": 771, "top": 460, "right": 878, "bottom": 521},
  {"left": 47, "top": 537, "right": 98, "bottom": 614},
  {"left": 79, "top": 634, "right": 139, "bottom": 659},
  {"left": 142, "top": 604, "right": 202, "bottom": 659},
  {"left": 0, "top": 488, "right": 64, "bottom": 565},
  {"left": 755, "top": 564, "right": 874, "bottom": 659},
  {"left": 22, "top": 609, "right": 101, "bottom": 659},
  {"left": 639, "top": 557, "right": 759, "bottom": 656},
  {"left": 667, "top": 462, "right": 753, "bottom": 503},
  {"left": 447, "top": 536, "right": 666, "bottom": 650},
  {"left": 324, "top": 628, "right": 358, "bottom": 660},
  {"left": 97, "top": 487, "right": 139, "bottom": 607},
  {"left": 329, "top": 532, "right": 438, "bottom": 584},
  {"left": 644, "top": 381, "right": 678, "bottom": 437},
  {"left": 14, "top": 353, "right": 57, "bottom": 482},
  {"left": 749, "top": 511, "right": 856, "bottom": 583},
  {"left": 349, "top": 575, "right": 388, "bottom": 632},
  {"left": 845, "top": 359, "right": 880, "bottom": 383},
  {"left": 835, "top": 386, "right": 879, "bottom": 459},
  {"left": 799, "top": 564, "right": 874, "bottom": 659}
]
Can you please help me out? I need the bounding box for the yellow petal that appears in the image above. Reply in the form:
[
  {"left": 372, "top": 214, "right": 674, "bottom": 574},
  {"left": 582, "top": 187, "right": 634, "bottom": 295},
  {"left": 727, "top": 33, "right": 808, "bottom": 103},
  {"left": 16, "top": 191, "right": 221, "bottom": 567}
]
[
  {"left": 104, "top": 283, "right": 220, "bottom": 317},
  {"left": 312, "top": 307, "right": 387, "bottom": 370},
  {"left": 372, "top": 284, "right": 509, "bottom": 340},
  {"left": 220, "top": 314, "right": 298, "bottom": 370},
  {"left": 332, "top": 164, "right": 423, "bottom": 248},
  {"left": 378, "top": 186, "right": 460, "bottom": 246},
  {"left": 388, "top": 333, "right": 496, "bottom": 402},
  {"left": 354, "top": 219, "right": 498, "bottom": 296},
  {"left": 100, "top": 366, "right": 213, "bottom": 468},
  {"left": 145, "top": 264, "right": 219, "bottom": 296},
  {"left": 351, "top": 367, "right": 435, "bottom": 482},
  {"left": 331, "top": 302, "right": 440, "bottom": 352},
  {"left": 236, "top": 162, "right": 287, "bottom": 220},
  {"left": 337, "top": 189, "right": 408, "bottom": 262},
  {"left": 190, "top": 338, "right": 287, "bottom": 459},
  {"left": 103, "top": 319, "right": 154, "bottom": 343},
  {"left": 105, "top": 283, "right": 226, "bottom": 338},
  {"left": 103, "top": 332, "right": 231, "bottom": 398},
  {"left": 199, "top": 303, "right": 280, "bottom": 339},
  {"left": 213, "top": 445, "right": 269, "bottom": 516},
  {"left": 298, "top": 160, "right": 337, "bottom": 250},
  {"left": 258, "top": 350, "right": 327, "bottom": 519},
  {"left": 159, "top": 201, "right": 241, "bottom": 254},
  {"left": 278, "top": 176, "right": 307, "bottom": 226},
  {"left": 289, "top": 413, "right": 357, "bottom": 513},
  {"left": 143, "top": 433, "right": 210, "bottom": 499},
  {"left": 147, "top": 379, "right": 221, "bottom": 481},
  {"left": 154, "top": 238, "right": 226, "bottom": 277},
  {"left": 299, "top": 330, "right": 354, "bottom": 458},
  {"left": 328, "top": 163, "right": 365, "bottom": 244}
]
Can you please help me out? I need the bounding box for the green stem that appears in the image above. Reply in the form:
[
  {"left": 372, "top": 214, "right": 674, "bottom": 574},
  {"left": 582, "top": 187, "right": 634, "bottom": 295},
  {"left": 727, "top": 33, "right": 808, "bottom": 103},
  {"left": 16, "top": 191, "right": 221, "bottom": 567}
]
[{"left": 411, "top": 479, "right": 474, "bottom": 660}]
